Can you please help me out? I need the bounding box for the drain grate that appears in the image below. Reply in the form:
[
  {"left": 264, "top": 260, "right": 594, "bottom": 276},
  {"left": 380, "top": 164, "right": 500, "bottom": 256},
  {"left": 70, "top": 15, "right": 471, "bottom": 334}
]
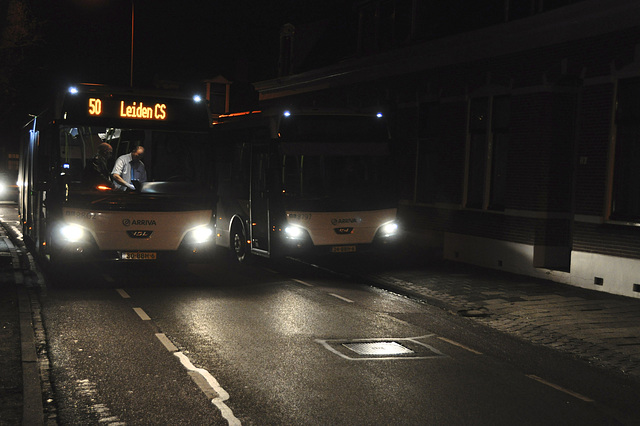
[
  {"left": 343, "top": 341, "right": 414, "bottom": 356},
  {"left": 317, "top": 335, "right": 446, "bottom": 360}
]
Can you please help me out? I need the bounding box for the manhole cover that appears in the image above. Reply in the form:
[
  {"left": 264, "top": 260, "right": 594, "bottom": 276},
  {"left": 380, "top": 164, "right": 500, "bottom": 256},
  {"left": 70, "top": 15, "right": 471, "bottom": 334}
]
[
  {"left": 317, "top": 335, "right": 446, "bottom": 360},
  {"left": 343, "top": 341, "right": 414, "bottom": 356}
]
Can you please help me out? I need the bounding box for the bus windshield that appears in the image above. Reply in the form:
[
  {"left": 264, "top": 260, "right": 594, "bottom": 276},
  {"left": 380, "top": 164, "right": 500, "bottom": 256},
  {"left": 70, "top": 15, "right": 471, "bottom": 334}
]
[
  {"left": 59, "top": 125, "right": 213, "bottom": 191},
  {"left": 278, "top": 114, "right": 394, "bottom": 210},
  {"left": 281, "top": 151, "right": 395, "bottom": 209}
]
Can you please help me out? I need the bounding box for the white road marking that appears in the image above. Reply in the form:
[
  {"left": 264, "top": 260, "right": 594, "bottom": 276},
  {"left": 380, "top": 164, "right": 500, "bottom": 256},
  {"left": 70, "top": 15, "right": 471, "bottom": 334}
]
[
  {"left": 292, "top": 279, "right": 313, "bottom": 287},
  {"left": 116, "top": 288, "right": 130, "bottom": 299},
  {"left": 76, "top": 379, "right": 125, "bottom": 425},
  {"left": 155, "top": 333, "right": 178, "bottom": 352},
  {"left": 188, "top": 370, "right": 220, "bottom": 399},
  {"left": 526, "top": 374, "right": 594, "bottom": 402},
  {"left": 329, "top": 293, "right": 354, "bottom": 303},
  {"left": 316, "top": 335, "right": 443, "bottom": 361},
  {"left": 174, "top": 352, "right": 241, "bottom": 426},
  {"left": 133, "top": 307, "right": 151, "bottom": 321},
  {"left": 436, "top": 336, "right": 483, "bottom": 355},
  {"left": 378, "top": 312, "right": 413, "bottom": 326}
]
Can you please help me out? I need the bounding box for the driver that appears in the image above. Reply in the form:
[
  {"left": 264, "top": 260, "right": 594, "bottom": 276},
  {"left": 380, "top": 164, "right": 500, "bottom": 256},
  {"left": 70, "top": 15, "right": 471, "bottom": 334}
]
[{"left": 111, "top": 145, "right": 147, "bottom": 191}]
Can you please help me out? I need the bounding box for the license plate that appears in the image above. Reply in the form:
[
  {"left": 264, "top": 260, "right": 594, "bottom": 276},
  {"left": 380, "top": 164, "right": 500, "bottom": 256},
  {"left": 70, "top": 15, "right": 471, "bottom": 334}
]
[
  {"left": 331, "top": 245, "right": 356, "bottom": 253},
  {"left": 121, "top": 252, "right": 157, "bottom": 260}
]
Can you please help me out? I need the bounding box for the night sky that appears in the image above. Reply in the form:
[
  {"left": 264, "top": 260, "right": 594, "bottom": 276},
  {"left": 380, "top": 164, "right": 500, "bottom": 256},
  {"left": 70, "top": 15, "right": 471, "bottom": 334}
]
[
  {"left": 0, "top": 0, "right": 357, "bottom": 145},
  {"left": 37, "top": 0, "right": 356, "bottom": 86}
]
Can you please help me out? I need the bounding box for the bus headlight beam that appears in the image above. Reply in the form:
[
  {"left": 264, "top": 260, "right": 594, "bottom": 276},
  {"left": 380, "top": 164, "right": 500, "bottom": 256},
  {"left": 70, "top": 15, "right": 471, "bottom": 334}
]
[
  {"left": 378, "top": 222, "right": 399, "bottom": 238},
  {"left": 284, "top": 225, "right": 305, "bottom": 240},
  {"left": 187, "top": 226, "right": 214, "bottom": 244},
  {"left": 59, "top": 224, "right": 86, "bottom": 243}
]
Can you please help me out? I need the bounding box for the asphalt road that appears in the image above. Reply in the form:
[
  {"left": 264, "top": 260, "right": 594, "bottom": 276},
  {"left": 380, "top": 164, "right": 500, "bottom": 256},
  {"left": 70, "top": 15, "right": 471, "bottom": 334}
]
[
  {"left": 36, "top": 257, "right": 633, "bottom": 425},
  {"left": 2, "top": 202, "right": 638, "bottom": 425}
]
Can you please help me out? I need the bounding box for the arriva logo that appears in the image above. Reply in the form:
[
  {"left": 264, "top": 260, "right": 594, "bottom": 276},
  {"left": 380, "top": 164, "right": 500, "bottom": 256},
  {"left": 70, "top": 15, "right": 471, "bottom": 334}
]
[
  {"left": 331, "top": 217, "right": 360, "bottom": 226},
  {"left": 122, "top": 219, "right": 157, "bottom": 226}
]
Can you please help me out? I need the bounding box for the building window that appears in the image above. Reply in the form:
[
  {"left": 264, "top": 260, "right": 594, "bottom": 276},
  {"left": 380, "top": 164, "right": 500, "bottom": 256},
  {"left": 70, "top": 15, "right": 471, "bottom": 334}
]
[
  {"left": 466, "top": 96, "right": 510, "bottom": 210},
  {"left": 611, "top": 77, "right": 640, "bottom": 222}
]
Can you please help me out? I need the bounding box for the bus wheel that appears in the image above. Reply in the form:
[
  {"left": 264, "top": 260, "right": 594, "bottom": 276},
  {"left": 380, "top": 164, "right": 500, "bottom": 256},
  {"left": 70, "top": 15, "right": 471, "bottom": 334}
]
[{"left": 231, "top": 225, "right": 250, "bottom": 264}]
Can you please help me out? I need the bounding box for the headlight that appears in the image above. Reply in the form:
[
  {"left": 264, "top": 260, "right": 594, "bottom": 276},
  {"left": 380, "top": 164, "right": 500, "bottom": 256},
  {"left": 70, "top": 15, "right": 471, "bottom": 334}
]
[
  {"left": 284, "top": 225, "right": 305, "bottom": 239},
  {"left": 378, "top": 222, "right": 398, "bottom": 238},
  {"left": 59, "top": 224, "right": 86, "bottom": 242},
  {"left": 187, "top": 226, "right": 214, "bottom": 244}
]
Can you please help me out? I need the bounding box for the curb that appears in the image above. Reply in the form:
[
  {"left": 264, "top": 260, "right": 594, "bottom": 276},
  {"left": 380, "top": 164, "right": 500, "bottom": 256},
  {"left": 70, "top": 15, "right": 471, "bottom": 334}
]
[
  {"left": 2, "top": 220, "right": 45, "bottom": 425},
  {"left": 18, "top": 286, "right": 44, "bottom": 426}
]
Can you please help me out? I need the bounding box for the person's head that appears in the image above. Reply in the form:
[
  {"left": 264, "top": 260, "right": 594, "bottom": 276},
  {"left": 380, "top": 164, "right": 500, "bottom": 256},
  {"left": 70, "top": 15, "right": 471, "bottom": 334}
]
[
  {"left": 97, "top": 143, "right": 113, "bottom": 159},
  {"left": 131, "top": 146, "right": 144, "bottom": 161}
]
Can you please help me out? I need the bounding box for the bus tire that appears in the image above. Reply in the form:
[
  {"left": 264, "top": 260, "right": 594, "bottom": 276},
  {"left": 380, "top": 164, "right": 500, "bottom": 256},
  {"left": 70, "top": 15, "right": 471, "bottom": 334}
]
[{"left": 230, "top": 223, "right": 250, "bottom": 264}]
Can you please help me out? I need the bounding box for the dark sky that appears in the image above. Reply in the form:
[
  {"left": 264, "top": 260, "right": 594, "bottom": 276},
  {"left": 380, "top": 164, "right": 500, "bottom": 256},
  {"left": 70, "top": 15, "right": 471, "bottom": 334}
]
[
  {"left": 0, "top": 0, "right": 357, "bottom": 146},
  {"left": 36, "top": 0, "right": 356, "bottom": 88}
]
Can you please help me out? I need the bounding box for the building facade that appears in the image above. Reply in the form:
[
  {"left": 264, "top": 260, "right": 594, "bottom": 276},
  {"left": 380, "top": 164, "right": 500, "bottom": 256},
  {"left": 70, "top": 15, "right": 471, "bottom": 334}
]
[{"left": 253, "top": 0, "right": 640, "bottom": 298}]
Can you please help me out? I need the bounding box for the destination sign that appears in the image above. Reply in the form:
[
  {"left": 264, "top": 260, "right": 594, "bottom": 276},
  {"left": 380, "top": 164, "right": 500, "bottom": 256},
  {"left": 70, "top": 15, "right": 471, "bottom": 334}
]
[
  {"left": 60, "top": 87, "right": 211, "bottom": 130},
  {"left": 88, "top": 97, "right": 168, "bottom": 121}
]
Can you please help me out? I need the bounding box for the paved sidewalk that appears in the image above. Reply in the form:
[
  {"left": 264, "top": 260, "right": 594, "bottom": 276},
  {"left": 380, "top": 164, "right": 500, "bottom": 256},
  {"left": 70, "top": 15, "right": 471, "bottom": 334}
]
[
  {"left": 0, "top": 232, "right": 22, "bottom": 425},
  {"left": 1, "top": 215, "right": 45, "bottom": 426},
  {"left": 344, "top": 246, "right": 640, "bottom": 381}
]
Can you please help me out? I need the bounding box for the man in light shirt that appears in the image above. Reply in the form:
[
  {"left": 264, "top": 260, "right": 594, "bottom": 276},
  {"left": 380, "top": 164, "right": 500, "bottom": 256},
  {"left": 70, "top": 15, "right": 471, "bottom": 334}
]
[{"left": 112, "top": 145, "right": 147, "bottom": 191}]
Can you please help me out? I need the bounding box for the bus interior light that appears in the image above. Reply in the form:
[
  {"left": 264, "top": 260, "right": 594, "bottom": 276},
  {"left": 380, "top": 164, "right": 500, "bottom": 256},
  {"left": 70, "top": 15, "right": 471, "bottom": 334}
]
[
  {"left": 376, "top": 112, "right": 383, "bottom": 118},
  {"left": 193, "top": 95, "right": 202, "bottom": 103},
  {"left": 68, "top": 86, "right": 79, "bottom": 94},
  {"left": 283, "top": 110, "right": 291, "bottom": 117}
]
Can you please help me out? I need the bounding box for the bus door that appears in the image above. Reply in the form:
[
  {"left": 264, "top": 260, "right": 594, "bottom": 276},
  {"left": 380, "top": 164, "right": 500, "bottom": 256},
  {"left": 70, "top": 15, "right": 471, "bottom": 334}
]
[
  {"left": 24, "top": 129, "right": 38, "bottom": 240},
  {"left": 250, "top": 143, "right": 270, "bottom": 255}
]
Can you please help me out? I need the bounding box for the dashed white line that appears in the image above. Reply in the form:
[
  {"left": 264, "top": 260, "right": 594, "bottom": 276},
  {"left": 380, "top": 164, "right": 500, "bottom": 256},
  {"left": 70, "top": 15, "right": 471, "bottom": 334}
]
[
  {"left": 329, "top": 293, "right": 354, "bottom": 303},
  {"left": 378, "top": 312, "right": 412, "bottom": 326},
  {"left": 436, "top": 336, "right": 483, "bottom": 355},
  {"left": 174, "top": 352, "right": 241, "bottom": 426},
  {"left": 526, "top": 374, "right": 594, "bottom": 402},
  {"left": 133, "top": 307, "right": 151, "bottom": 321},
  {"left": 155, "top": 333, "right": 178, "bottom": 352},
  {"left": 292, "top": 279, "right": 314, "bottom": 287},
  {"left": 155, "top": 329, "right": 240, "bottom": 424},
  {"left": 116, "top": 288, "right": 130, "bottom": 299}
]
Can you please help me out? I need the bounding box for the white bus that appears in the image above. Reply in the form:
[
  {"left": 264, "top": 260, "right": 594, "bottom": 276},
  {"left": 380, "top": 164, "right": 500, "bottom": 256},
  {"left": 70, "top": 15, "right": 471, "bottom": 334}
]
[
  {"left": 18, "top": 84, "right": 216, "bottom": 266},
  {"left": 213, "top": 108, "right": 399, "bottom": 262}
]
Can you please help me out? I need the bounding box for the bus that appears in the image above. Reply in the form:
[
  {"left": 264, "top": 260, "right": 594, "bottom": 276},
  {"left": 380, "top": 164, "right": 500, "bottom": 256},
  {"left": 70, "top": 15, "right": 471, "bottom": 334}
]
[
  {"left": 213, "top": 107, "right": 399, "bottom": 262},
  {"left": 18, "top": 83, "right": 216, "bottom": 266}
]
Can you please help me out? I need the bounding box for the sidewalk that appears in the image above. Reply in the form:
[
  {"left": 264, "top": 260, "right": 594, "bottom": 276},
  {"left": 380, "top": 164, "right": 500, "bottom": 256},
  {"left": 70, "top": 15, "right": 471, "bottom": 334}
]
[
  {"left": 0, "top": 217, "right": 44, "bottom": 426},
  {"left": 0, "top": 233, "right": 22, "bottom": 425},
  {"left": 341, "top": 244, "right": 640, "bottom": 381}
]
